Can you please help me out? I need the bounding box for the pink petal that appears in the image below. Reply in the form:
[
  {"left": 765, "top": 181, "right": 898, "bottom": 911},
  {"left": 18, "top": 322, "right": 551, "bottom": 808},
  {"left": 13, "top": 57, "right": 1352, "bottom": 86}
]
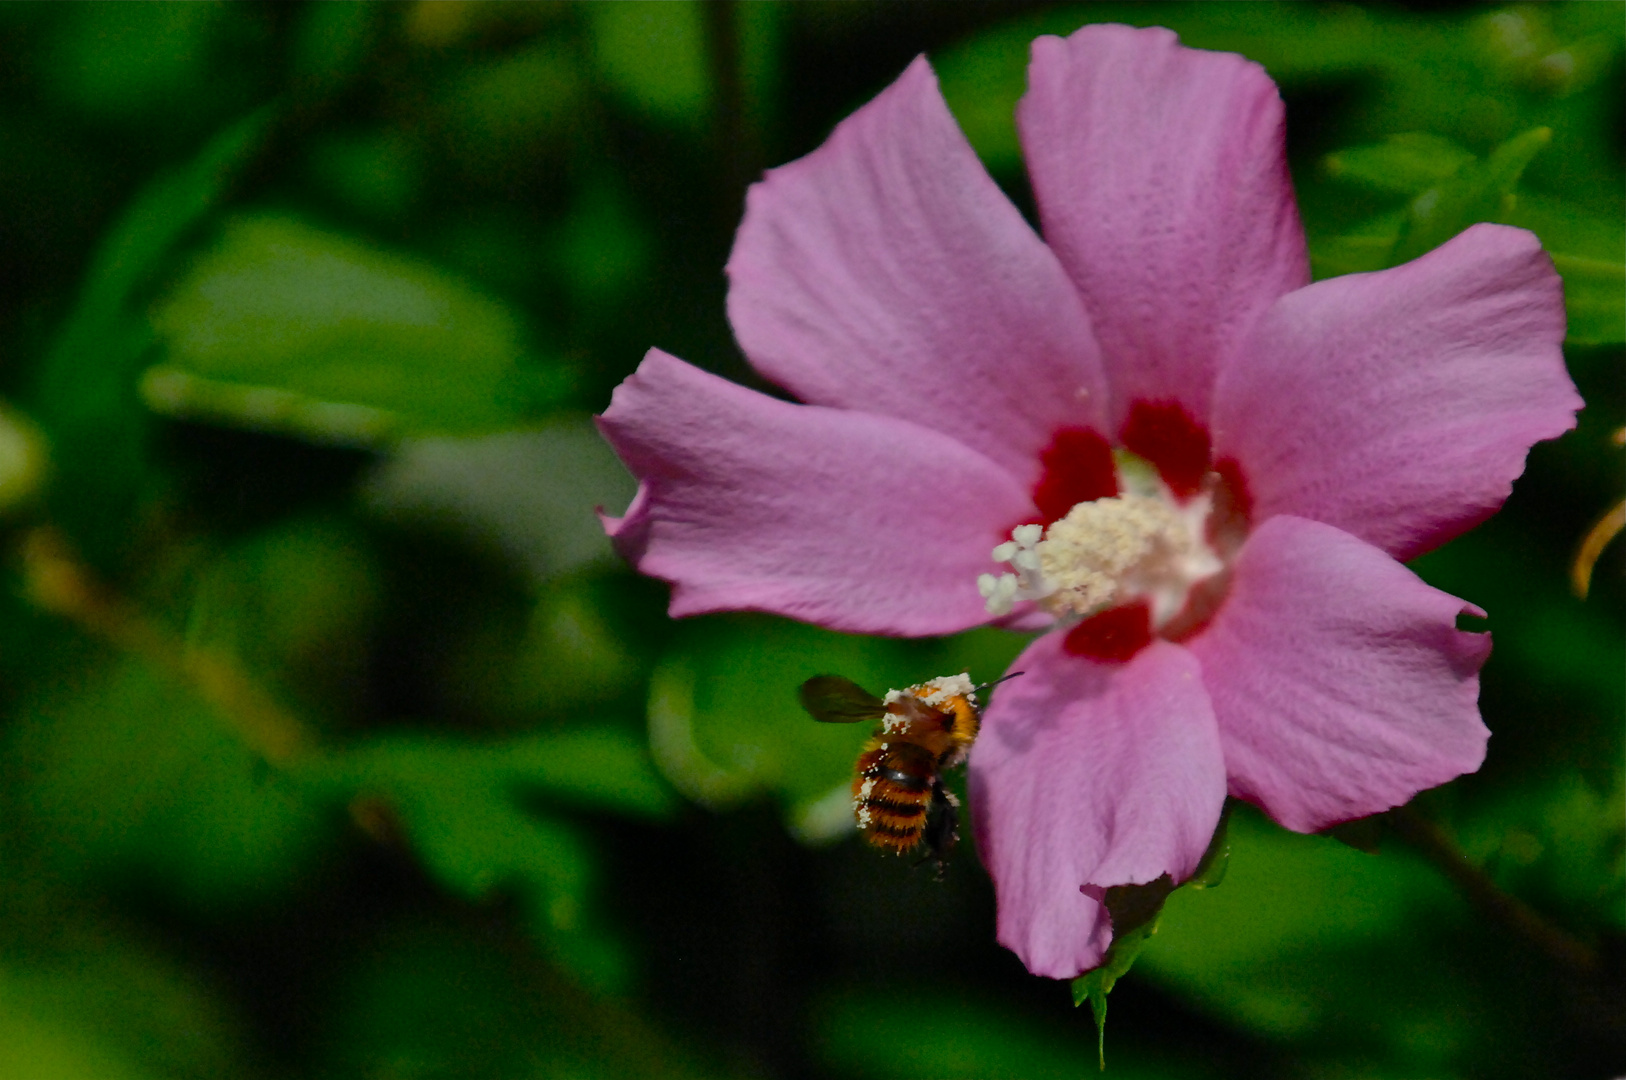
[
  {"left": 1212, "top": 224, "right": 1580, "bottom": 561},
  {"left": 1018, "top": 25, "right": 1308, "bottom": 428},
  {"left": 1187, "top": 515, "right": 1492, "bottom": 834},
  {"left": 726, "top": 55, "right": 1110, "bottom": 488},
  {"left": 970, "top": 635, "right": 1226, "bottom": 979},
  {"left": 597, "top": 349, "right": 1033, "bottom": 636}
]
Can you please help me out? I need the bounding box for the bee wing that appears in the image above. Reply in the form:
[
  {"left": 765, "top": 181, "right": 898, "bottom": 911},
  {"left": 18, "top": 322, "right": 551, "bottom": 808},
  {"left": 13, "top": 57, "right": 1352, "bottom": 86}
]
[{"left": 798, "top": 675, "right": 886, "bottom": 723}]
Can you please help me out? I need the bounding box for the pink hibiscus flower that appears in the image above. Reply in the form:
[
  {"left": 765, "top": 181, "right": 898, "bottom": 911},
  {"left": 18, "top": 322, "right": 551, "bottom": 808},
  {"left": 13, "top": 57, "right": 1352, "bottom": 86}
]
[{"left": 596, "top": 25, "right": 1581, "bottom": 978}]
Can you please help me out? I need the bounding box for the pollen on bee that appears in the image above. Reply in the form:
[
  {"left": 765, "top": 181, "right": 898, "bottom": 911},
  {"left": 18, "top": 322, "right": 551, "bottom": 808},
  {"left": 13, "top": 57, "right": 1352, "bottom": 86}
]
[{"left": 883, "top": 672, "right": 976, "bottom": 709}]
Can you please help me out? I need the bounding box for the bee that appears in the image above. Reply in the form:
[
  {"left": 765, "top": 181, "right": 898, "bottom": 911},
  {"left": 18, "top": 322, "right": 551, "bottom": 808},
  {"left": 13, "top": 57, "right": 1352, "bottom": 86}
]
[{"left": 798, "top": 670, "right": 1018, "bottom": 874}]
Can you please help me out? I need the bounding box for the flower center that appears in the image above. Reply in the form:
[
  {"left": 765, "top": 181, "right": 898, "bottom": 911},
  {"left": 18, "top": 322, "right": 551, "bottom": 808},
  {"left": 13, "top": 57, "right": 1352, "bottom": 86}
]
[{"left": 978, "top": 462, "right": 1225, "bottom": 632}]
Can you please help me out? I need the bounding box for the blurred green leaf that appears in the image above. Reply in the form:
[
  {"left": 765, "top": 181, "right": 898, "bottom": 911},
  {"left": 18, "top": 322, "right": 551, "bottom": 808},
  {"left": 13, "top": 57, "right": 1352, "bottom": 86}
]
[
  {"left": 1389, "top": 126, "right": 1550, "bottom": 265},
  {"left": 364, "top": 417, "right": 637, "bottom": 585},
  {"left": 5, "top": 657, "right": 331, "bottom": 911},
  {"left": 547, "top": 181, "right": 653, "bottom": 308},
  {"left": 305, "top": 130, "right": 423, "bottom": 222},
  {"left": 1509, "top": 198, "right": 1625, "bottom": 345},
  {"left": 43, "top": 2, "right": 225, "bottom": 122},
  {"left": 299, "top": 726, "right": 674, "bottom": 989},
  {"left": 1313, "top": 129, "right": 1623, "bottom": 343},
  {"left": 587, "top": 0, "right": 711, "bottom": 128},
  {"left": 146, "top": 214, "right": 565, "bottom": 445},
  {"left": 508, "top": 576, "right": 641, "bottom": 712},
  {"left": 0, "top": 401, "right": 49, "bottom": 515},
  {"left": 289, "top": 0, "right": 379, "bottom": 100},
  {"left": 187, "top": 516, "right": 381, "bottom": 718},
  {"left": 1458, "top": 772, "right": 1626, "bottom": 935},
  {"left": 32, "top": 109, "right": 272, "bottom": 562},
  {"left": 441, "top": 36, "right": 585, "bottom": 172},
  {"left": 0, "top": 951, "right": 242, "bottom": 1080},
  {"left": 1323, "top": 133, "right": 1478, "bottom": 197}
]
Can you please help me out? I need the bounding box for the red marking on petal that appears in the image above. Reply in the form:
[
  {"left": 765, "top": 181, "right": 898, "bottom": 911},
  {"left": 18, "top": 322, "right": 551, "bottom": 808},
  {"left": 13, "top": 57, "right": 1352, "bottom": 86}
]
[
  {"left": 1031, "top": 427, "right": 1118, "bottom": 526},
  {"left": 1121, "top": 401, "right": 1211, "bottom": 499},
  {"left": 1063, "top": 601, "right": 1152, "bottom": 662},
  {"left": 1210, "top": 456, "right": 1254, "bottom": 559},
  {"left": 1213, "top": 457, "right": 1253, "bottom": 524}
]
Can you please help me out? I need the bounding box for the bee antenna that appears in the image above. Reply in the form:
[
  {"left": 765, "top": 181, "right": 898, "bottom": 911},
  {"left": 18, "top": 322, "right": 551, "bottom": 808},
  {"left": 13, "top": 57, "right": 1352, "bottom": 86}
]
[{"left": 971, "top": 670, "right": 1024, "bottom": 694}]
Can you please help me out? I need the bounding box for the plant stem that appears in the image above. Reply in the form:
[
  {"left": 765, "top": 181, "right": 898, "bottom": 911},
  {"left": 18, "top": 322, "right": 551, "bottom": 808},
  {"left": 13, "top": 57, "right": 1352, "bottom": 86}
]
[
  {"left": 18, "top": 526, "right": 314, "bottom": 766},
  {"left": 1387, "top": 804, "right": 1599, "bottom": 976}
]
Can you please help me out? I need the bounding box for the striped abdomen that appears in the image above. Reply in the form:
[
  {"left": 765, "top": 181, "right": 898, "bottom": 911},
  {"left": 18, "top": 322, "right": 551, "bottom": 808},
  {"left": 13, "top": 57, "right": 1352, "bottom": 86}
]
[{"left": 852, "top": 740, "right": 935, "bottom": 854}]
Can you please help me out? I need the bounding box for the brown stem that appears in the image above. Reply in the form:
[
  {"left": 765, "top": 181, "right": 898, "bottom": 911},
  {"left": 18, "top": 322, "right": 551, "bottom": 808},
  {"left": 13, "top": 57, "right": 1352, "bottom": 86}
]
[
  {"left": 19, "top": 527, "right": 314, "bottom": 766},
  {"left": 1387, "top": 804, "right": 1599, "bottom": 976}
]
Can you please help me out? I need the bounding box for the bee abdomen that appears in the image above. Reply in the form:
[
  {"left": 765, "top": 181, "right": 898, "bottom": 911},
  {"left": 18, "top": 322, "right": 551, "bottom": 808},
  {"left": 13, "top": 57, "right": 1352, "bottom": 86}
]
[{"left": 853, "top": 744, "right": 933, "bottom": 854}]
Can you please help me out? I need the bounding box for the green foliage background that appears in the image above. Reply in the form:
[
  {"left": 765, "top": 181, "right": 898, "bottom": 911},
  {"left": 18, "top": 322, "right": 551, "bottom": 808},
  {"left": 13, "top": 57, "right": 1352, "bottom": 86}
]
[{"left": 0, "top": 3, "right": 1619, "bottom": 1078}]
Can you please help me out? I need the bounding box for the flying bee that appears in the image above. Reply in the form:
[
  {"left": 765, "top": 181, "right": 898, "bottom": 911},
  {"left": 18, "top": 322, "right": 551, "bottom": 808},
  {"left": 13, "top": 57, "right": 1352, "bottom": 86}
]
[{"left": 798, "top": 670, "right": 1019, "bottom": 875}]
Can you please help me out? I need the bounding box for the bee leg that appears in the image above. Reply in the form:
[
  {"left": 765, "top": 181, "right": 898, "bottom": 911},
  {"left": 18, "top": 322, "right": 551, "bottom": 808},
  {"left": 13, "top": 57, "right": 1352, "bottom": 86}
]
[{"left": 916, "top": 779, "right": 959, "bottom": 880}]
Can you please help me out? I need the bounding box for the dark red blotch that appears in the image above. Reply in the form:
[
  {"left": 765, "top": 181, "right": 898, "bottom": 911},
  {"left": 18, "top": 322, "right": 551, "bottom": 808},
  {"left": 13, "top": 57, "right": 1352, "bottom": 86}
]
[
  {"left": 1030, "top": 427, "right": 1117, "bottom": 526},
  {"left": 1121, "top": 401, "right": 1211, "bottom": 499},
  {"left": 1063, "top": 602, "right": 1152, "bottom": 663}
]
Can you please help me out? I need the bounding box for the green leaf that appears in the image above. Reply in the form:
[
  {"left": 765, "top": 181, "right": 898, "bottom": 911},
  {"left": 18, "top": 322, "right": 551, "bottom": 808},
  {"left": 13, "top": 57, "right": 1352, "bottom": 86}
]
[
  {"left": 146, "top": 214, "right": 565, "bottom": 445},
  {"left": 1323, "top": 133, "right": 1477, "bottom": 197},
  {"left": 1388, "top": 126, "right": 1550, "bottom": 266},
  {"left": 1072, "top": 877, "right": 1176, "bottom": 1069},
  {"left": 1070, "top": 811, "right": 1229, "bottom": 1068}
]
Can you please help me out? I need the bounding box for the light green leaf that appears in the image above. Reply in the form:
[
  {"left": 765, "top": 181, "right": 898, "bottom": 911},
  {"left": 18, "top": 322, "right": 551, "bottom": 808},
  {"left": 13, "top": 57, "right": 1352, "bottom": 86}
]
[
  {"left": 1389, "top": 126, "right": 1550, "bottom": 265},
  {"left": 1323, "top": 133, "right": 1477, "bottom": 197},
  {"left": 147, "top": 214, "right": 565, "bottom": 445},
  {"left": 1551, "top": 253, "right": 1625, "bottom": 345}
]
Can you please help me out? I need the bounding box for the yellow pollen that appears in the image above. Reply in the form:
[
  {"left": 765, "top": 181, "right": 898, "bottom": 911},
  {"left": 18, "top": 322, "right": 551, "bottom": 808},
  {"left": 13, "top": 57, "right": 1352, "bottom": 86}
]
[{"left": 1038, "top": 495, "right": 1190, "bottom": 616}]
